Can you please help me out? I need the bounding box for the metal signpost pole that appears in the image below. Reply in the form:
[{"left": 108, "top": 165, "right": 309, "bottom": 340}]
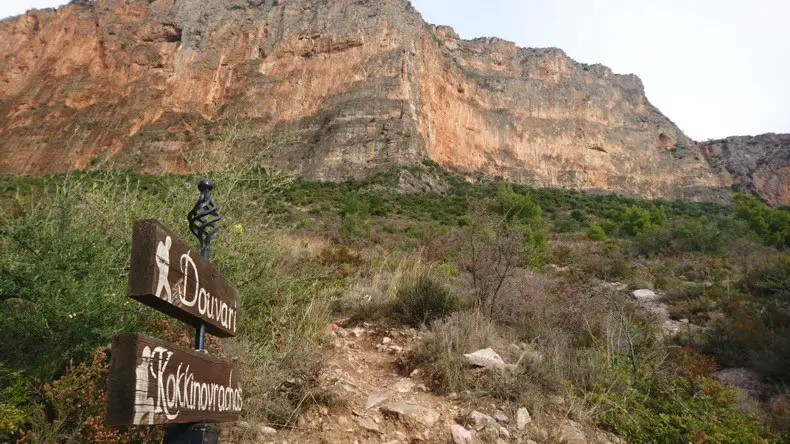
[{"left": 164, "top": 179, "right": 223, "bottom": 444}]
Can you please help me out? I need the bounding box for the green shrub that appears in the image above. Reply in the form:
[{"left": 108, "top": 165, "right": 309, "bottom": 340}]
[
  {"left": 490, "top": 184, "right": 541, "bottom": 223},
  {"left": 680, "top": 294, "right": 790, "bottom": 384},
  {"left": 616, "top": 205, "right": 654, "bottom": 237},
  {"left": 22, "top": 347, "right": 162, "bottom": 443},
  {"left": 339, "top": 192, "right": 370, "bottom": 240},
  {"left": 0, "top": 368, "right": 36, "bottom": 440},
  {"left": 393, "top": 273, "right": 461, "bottom": 326},
  {"left": 570, "top": 209, "right": 587, "bottom": 223},
  {"left": 734, "top": 194, "right": 790, "bottom": 248},
  {"left": 635, "top": 217, "right": 723, "bottom": 256},
  {"left": 743, "top": 254, "right": 790, "bottom": 302},
  {"left": 554, "top": 216, "right": 582, "bottom": 233},
  {"left": 583, "top": 254, "right": 632, "bottom": 280},
  {"left": 590, "top": 354, "right": 777, "bottom": 443},
  {"left": 587, "top": 224, "right": 607, "bottom": 241}
]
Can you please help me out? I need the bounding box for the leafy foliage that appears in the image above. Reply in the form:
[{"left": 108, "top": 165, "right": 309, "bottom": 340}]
[
  {"left": 635, "top": 217, "right": 725, "bottom": 255},
  {"left": 393, "top": 273, "right": 461, "bottom": 327},
  {"left": 0, "top": 170, "right": 335, "bottom": 440},
  {"left": 734, "top": 194, "right": 790, "bottom": 248},
  {"left": 489, "top": 184, "right": 541, "bottom": 223},
  {"left": 20, "top": 348, "right": 162, "bottom": 443},
  {"left": 339, "top": 191, "right": 370, "bottom": 240},
  {"left": 591, "top": 354, "right": 777, "bottom": 443},
  {"left": 587, "top": 224, "right": 607, "bottom": 241},
  {"left": 743, "top": 254, "right": 790, "bottom": 301}
]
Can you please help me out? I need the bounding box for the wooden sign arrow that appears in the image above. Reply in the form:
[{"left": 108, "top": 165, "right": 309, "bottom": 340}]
[
  {"left": 106, "top": 333, "right": 242, "bottom": 426},
  {"left": 128, "top": 219, "right": 239, "bottom": 338}
]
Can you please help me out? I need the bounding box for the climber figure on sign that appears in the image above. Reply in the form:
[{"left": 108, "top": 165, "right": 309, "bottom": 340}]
[{"left": 155, "top": 236, "right": 172, "bottom": 301}]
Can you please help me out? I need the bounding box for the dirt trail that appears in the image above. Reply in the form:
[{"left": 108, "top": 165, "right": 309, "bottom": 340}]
[
  {"left": 282, "top": 323, "right": 464, "bottom": 443},
  {"left": 248, "top": 322, "right": 623, "bottom": 444}
]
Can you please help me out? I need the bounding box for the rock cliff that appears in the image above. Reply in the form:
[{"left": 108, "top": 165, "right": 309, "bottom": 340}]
[
  {"left": 700, "top": 134, "right": 790, "bottom": 206},
  {"left": 0, "top": 0, "right": 730, "bottom": 201}
]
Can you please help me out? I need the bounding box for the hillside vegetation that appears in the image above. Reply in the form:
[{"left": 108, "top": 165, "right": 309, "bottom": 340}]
[{"left": 1, "top": 162, "right": 788, "bottom": 442}]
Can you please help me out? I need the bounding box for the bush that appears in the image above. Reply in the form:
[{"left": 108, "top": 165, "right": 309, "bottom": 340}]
[
  {"left": 743, "top": 253, "right": 790, "bottom": 302},
  {"left": 584, "top": 254, "right": 632, "bottom": 281},
  {"left": 615, "top": 205, "right": 654, "bottom": 237},
  {"left": 21, "top": 347, "right": 161, "bottom": 443},
  {"left": 570, "top": 209, "right": 588, "bottom": 223},
  {"left": 634, "top": 218, "right": 723, "bottom": 256},
  {"left": 734, "top": 194, "right": 790, "bottom": 248},
  {"left": 680, "top": 295, "right": 790, "bottom": 384},
  {"left": 587, "top": 224, "right": 607, "bottom": 241},
  {"left": 408, "top": 311, "right": 506, "bottom": 394},
  {"left": 0, "top": 368, "right": 35, "bottom": 440},
  {"left": 393, "top": 272, "right": 461, "bottom": 327},
  {"left": 489, "top": 184, "right": 541, "bottom": 223},
  {"left": 338, "top": 192, "right": 370, "bottom": 240},
  {"left": 554, "top": 216, "right": 582, "bottom": 233},
  {"left": 590, "top": 355, "right": 776, "bottom": 443},
  {"left": 460, "top": 204, "right": 548, "bottom": 313}
]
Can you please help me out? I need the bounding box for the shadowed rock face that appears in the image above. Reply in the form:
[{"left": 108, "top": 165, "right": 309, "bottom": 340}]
[
  {"left": 701, "top": 134, "right": 790, "bottom": 206},
  {"left": 0, "top": 0, "right": 729, "bottom": 202}
]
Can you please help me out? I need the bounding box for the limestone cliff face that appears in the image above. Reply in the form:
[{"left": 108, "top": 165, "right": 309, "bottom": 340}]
[
  {"left": 701, "top": 134, "right": 790, "bottom": 206},
  {"left": 0, "top": 0, "right": 727, "bottom": 201}
]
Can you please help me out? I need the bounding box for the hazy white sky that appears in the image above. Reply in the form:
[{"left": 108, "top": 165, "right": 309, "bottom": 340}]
[{"left": 2, "top": 0, "right": 788, "bottom": 140}]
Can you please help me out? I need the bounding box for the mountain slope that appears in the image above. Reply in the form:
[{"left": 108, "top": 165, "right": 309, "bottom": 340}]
[{"left": 0, "top": 0, "right": 727, "bottom": 202}]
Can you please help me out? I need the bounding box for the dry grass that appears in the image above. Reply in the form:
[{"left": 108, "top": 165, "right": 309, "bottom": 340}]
[
  {"left": 408, "top": 310, "right": 510, "bottom": 394},
  {"left": 223, "top": 343, "right": 343, "bottom": 442},
  {"left": 405, "top": 260, "right": 662, "bottom": 428},
  {"left": 337, "top": 253, "right": 423, "bottom": 323}
]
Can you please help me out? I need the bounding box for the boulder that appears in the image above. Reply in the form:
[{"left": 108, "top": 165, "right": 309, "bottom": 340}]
[
  {"left": 712, "top": 367, "right": 772, "bottom": 399},
  {"left": 630, "top": 289, "right": 658, "bottom": 301},
  {"left": 463, "top": 348, "right": 512, "bottom": 370},
  {"left": 516, "top": 407, "right": 531, "bottom": 429},
  {"left": 380, "top": 401, "right": 440, "bottom": 426},
  {"left": 450, "top": 424, "right": 473, "bottom": 444},
  {"left": 493, "top": 410, "right": 509, "bottom": 422},
  {"left": 258, "top": 425, "right": 277, "bottom": 436},
  {"left": 560, "top": 420, "right": 587, "bottom": 444},
  {"left": 365, "top": 389, "right": 390, "bottom": 409},
  {"left": 355, "top": 416, "right": 381, "bottom": 433},
  {"left": 467, "top": 410, "right": 496, "bottom": 430}
]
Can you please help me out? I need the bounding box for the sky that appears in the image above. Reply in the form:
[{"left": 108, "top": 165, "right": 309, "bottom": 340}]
[{"left": 2, "top": 0, "right": 788, "bottom": 140}]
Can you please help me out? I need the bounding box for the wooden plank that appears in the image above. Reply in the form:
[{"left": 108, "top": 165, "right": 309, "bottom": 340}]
[
  {"left": 106, "top": 333, "right": 242, "bottom": 426},
  {"left": 129, "top": 219, "right": 239, "bottom": 337}
]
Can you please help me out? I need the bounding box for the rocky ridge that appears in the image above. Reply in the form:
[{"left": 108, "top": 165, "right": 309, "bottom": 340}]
[
  {"left": 0, "top": 0, "right": 752, "bottom": 203},
  {"left": 700, "top": 133, "right": 790, "bottom": 206}
]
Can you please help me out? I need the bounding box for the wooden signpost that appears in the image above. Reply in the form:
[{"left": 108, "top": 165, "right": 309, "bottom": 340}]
[
  {"left": 107, "top": 179, "right": 240, "bottom": 440},
  {"left": 129, "top": 219, "right": 239, "bottom": 338},
  {"left": 107, "top": 333, "right": 242, "bottom": 426}
]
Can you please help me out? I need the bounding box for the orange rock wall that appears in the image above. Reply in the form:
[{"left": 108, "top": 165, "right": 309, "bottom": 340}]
[{"left": 0, "top": 0, "right": 730, "bottom": 202}]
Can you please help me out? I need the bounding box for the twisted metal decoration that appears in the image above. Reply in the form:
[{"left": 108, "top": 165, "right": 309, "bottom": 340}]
[
  {"left": 164, "top": 179, "right": 222, "bottom": 444},
  {"left": 187, "top": 179, "right": 222, "bottom": 261}
]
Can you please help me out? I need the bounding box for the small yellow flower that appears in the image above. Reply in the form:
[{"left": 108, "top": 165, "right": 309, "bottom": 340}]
[{"left": 232, "top": 224, "right": 244, "bottom": 234}]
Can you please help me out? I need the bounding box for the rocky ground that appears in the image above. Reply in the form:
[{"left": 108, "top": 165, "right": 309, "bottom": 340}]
[
  {"left": 221, "top": 272, "right": 783, "bottom": 444},
  {"left": 230, "top": 321, "right": 626, "bottom": 444},
  {"left": 626, "top": 286, "right": 781, "bottom": 406}
]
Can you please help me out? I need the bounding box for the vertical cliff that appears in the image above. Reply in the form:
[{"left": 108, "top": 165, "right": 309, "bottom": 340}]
[{"left": 0, "top": 0, "right": 729, "bottom": 202}]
